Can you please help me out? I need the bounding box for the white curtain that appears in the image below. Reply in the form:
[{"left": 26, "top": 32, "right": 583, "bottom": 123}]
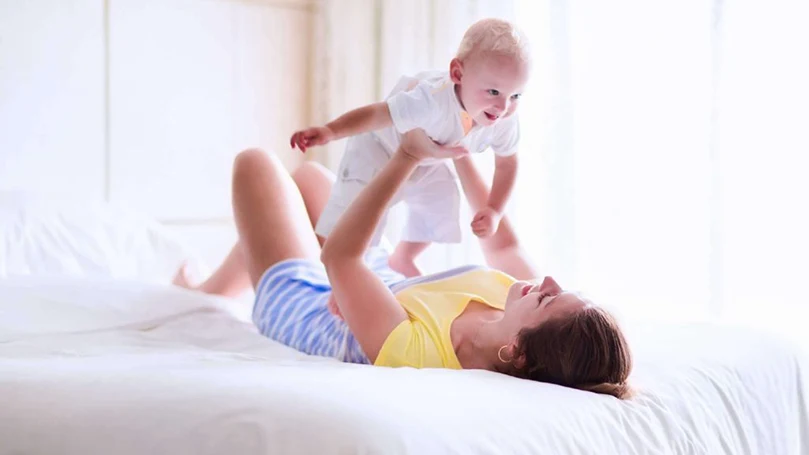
[
  {"left": 309, "top": 0, "right": 809, "bottom": 337},
  {"left": 308, "top": 0, "right": 379, "bottom": 169},
  {"left": 511, "top": 0, "right": 809, "bottom": 335},
  {"left": 714, "top": 1, "right": 809, "bottom": 335},
  {"left": 309, "top": 0, "right": 490, "bottom": 168}
]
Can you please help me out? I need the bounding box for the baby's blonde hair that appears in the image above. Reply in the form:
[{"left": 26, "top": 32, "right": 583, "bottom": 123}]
[{"left": 456, "top": 18, "right": 530, "bottom": 62}]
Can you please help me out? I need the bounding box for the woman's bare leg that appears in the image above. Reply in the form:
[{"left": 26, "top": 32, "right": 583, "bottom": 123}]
[
  {"left": 174, "top": 149, "right": 320, "bottom": 294},
  {"left": 291, "top": 161, "right": 336, "bottom": 247},
  {"left": 174, "top": 155, "right": 336, "bottom": 295},
  {"left": 231, "top": 149, "right": 322, "bottom": 287},
  {"left": 291, "top": 161, "right": 343, "bottom": 317},
  {"left": 173, "top": 243, "right": 251, "bottom": 297}
]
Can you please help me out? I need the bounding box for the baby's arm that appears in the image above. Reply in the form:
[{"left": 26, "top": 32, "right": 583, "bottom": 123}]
[
  {"left": 325, "top": 102, "right": 393, "bottom": 140},
  {"left": 489, "top": 153, "right": 518, "bottom": 216},
  {"left": 471, "top": 153, "right": 517, "bottom": 237},
  {"left": 290, "top": 102, "right": 393, "bottom": 152}
]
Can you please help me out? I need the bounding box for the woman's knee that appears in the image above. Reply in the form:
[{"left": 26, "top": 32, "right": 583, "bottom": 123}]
[
  {"left": 232, "top": 148, "right": 289, "bottom": 189},
  {"left": 292, "top": 161, "right": 335, "bottom": 185},
  {"left": 234, "top": 148, "right": 271, "bottom": 177},
  {"left": 291, "top": 161, "right": 336, "bottom": 207}
]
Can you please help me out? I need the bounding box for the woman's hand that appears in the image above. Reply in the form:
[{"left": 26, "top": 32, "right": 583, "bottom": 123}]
[
  {"left": 327, "top": 294, "right": 344, "bottom": 320},
  {"left": 320, "top": 128, "right": 467, "bottom": 362},
  {"left": 398, "top": 129, "right": 470, "bottom": 162}
]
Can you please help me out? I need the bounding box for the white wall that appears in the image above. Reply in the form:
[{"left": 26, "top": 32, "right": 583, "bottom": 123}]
[
  {"left": 0, "top": 0, "right": 106, "bottom": 197},
  {"left": 0, "top": 0, "right": 314, "bottom": 267}
]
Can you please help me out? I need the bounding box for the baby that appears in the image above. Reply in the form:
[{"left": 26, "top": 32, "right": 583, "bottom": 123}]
[{"left": 290, "top": 18, "right": 530, "bottom": 277}]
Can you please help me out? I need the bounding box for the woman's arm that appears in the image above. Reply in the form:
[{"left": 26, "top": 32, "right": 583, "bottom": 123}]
[
  {"left": 454, "top": 155, "right": 538, "bottom": 280},
  {"left": 320, "top": 130, "right": 466, "bottom": 361},
  {"left": 320, "top": 152, "right": 414, "bottom": 361}
]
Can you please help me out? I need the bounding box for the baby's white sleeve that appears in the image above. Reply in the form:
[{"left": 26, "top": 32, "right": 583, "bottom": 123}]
[
  {"left": 491, "top": 115, "right": 520, "bottom": 157},
  {"left": 386, "top": 81, "right": 440, "bottom": 134}
]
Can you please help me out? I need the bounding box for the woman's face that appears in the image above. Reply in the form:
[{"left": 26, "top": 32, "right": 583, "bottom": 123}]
[{"left": 500, "top": 276, "right": 589, "bottom": 338}]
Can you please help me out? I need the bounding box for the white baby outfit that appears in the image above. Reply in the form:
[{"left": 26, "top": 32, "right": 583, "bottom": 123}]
[{"left": 314, "top": 70, "right": 520, "bottom": 246}]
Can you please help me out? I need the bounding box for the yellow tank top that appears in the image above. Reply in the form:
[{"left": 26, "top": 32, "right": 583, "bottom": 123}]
[{"left": 374, "top": 268, "right": 516, "bottom": 369}]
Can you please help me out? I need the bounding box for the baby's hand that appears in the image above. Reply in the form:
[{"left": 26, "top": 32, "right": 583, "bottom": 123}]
[
  {"left": 290, "top": 126, "right": 335, "bottom": 152},
  {"left": 471, "top": 207, "right": 502, "bottom": 238}
]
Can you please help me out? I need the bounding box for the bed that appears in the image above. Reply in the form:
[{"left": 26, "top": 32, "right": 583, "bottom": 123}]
[{"left": 2, "top": 199, "right": 808, "bottom": 454}]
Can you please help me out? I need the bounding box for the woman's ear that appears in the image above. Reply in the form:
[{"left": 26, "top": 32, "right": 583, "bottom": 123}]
[
  {"left": 449, "top": 58, "right": 464, "bottom": 84},
  {"left": 508, "top": 342, "right": 527, "bottom": 369}
]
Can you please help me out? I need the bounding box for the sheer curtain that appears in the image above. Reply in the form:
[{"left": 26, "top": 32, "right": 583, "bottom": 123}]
[
  {"left": 310, "top": 0, "right": 809, "bottom": 332},
  {"left": 512, "top": 0, "right": 809, "bottom": 332},
  {"left": 716, "top": 1, "right": 809, "bottom": 334},
  {"left": 308, "top": 0, "right": 379, "bottom": 169}
]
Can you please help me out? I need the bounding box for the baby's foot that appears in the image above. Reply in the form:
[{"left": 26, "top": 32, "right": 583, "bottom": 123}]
[
  {"left": 388, "top": 254, "right": 423, "bottom": 278},
  {"left": 171, "top": 262, "right": 197, "bottom": 290}
]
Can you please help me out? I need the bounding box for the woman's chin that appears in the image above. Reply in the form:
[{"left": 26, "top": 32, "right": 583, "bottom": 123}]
[{"left": 504, "top": 283, "right": 522, "bottom": 307}]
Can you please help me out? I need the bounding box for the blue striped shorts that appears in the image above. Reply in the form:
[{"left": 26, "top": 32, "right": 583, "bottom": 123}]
[{"left": 252, "top": 248, "right": 405, "bottom": 364}]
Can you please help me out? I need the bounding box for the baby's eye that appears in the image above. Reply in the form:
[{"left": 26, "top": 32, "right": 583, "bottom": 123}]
[
  {"left": 488, "top": 89, "right": 500, "bottom": 96},
  {"left": 536, "top": 292, "right": 549, "bottom": 307},
  {"left": 511, "top": 93, "right": 522, "bottom": 100}
]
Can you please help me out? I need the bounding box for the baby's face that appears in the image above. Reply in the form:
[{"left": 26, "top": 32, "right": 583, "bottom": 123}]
[{"left": 454, "top": 53, "right": 530, "bottom": 127}]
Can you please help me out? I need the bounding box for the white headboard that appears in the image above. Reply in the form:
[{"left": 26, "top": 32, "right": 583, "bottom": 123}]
[{"left": 0, "top": 0, "right": 314, "bottom": 266}]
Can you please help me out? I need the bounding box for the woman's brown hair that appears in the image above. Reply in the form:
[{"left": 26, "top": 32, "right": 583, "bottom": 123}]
[{"left": 511, "top": 306, "right": 634, "bottom": 399}]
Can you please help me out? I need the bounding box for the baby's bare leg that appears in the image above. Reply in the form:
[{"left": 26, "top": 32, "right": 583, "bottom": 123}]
[{"left": 388, "top": 241, "right": 429, "bottom": 277}]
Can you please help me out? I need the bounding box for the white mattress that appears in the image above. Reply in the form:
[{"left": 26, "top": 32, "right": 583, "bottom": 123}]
[{"left": 1, "top": 276, "right": 807, "bottom": 455}]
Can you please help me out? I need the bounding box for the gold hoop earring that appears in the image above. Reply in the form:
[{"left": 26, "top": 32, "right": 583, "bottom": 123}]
[{"left": 498, "top": 345, "right": 512, "bottom": 363}]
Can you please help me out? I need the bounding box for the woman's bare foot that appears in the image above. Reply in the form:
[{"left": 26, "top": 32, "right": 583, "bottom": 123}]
[
  {"left": 171, "top": 262, "right": 198, "bottom": 290},
  {"left": 387, "top": 253, "right": 423, "bottom": 278}
]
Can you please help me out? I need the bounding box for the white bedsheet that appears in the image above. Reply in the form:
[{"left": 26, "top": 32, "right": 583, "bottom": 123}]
[{"left": 1, "top": 277, "right": 807, "bottom": 455}]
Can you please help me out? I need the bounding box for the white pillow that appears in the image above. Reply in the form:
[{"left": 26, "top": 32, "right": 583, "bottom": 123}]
[{"left": 0, "top": 191, "right": 206, "bottom": 283}]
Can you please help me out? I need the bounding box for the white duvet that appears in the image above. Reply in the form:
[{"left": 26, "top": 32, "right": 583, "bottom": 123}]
[{"left": 1, "top": 277, "right": 807, "bottom": 455}]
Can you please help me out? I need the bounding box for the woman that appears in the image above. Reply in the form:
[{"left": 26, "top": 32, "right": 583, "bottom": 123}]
[{"left": 176, "top": 131, "right": 633, "bottom": 399}]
